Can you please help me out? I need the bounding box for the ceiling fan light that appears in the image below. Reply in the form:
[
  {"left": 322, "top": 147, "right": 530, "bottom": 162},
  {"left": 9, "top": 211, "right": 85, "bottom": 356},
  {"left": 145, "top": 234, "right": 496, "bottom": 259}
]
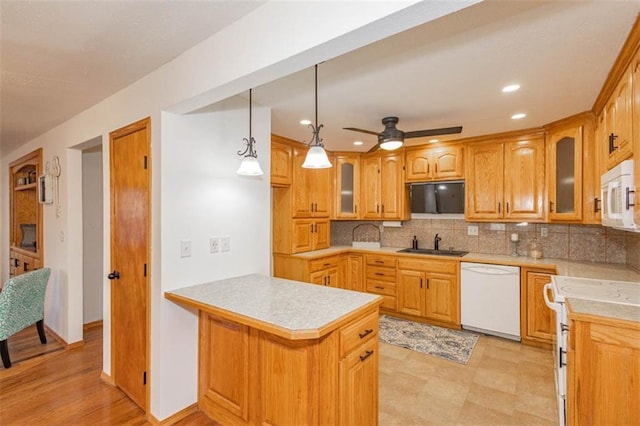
[
  {"left": 237, "top": 155, "right": 264, "bottom": 175},
  {"left": 379, "top": 139, "right": 403, "bottom": 151},
  {"left": 302, "top": 145, "right": 332, "bottom": 168}
]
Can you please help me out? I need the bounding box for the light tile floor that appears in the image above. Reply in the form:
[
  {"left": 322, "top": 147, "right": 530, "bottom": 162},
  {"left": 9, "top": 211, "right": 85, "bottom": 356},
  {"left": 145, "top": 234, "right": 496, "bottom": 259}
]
[{"left": 379, "top": 335, "right": 558, "bottom": 425}]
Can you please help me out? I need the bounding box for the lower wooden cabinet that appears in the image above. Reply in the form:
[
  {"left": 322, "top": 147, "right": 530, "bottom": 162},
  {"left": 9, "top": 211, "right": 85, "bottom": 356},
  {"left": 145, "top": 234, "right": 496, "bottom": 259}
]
[
  {"left": 309, "top": 255, "right": 339, "bottom": 287},
  {"left": 567, "top": 309, "right": 640, "bottom": 426},
  {"left": 340, "top": 253, "right": 364, "bottom": 292},
  {"left": 520, "top": 267, "right": 556, "bottom": 348},
  {"left": 198, "top": 309, "right": 380, "bottom": 425},
  {"left": 364, "top": 255, "right": 397, "bottom": 311},
  {"left": 397, "top": 258, "right": 460, "bottom": 327},
  {"left": 9, "top": 247, "right": 41, "bottom": 277}
]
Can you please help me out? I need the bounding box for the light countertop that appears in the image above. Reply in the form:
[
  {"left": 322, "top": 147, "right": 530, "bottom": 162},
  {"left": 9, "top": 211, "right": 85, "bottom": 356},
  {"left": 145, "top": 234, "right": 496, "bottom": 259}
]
[
  {"left": 283, "top": 245, "right": 640, "bottom": 283},
  {"left": 567, "top": 298, "right": 640, "bottom": 324},
  {"left": 165, "top": 274, "right": 383, "bottom": 340}
]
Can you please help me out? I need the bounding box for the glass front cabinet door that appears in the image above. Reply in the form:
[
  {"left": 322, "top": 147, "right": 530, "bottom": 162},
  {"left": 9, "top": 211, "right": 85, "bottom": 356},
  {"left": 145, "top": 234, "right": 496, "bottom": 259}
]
[
  {"left": 334, "top": 153, "right": 360, "bottom": 219},
  {"left": 547, "top": 125, "right": 583, "bottom": 221}
]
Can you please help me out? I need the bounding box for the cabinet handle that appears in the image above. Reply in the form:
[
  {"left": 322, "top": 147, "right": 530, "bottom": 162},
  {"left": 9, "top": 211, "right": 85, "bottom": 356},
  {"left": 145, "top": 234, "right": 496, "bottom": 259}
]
[
  {"left": 434, "top": 163, "right": 437, "bottom": 173},
  {"left": 381, "top": 204, "right": 385, "bottom": 213},
  {"left": 498, "top": 202, "right": 501, "bottom": 213},
  {"left": 10, "top": 258, "right": 18, "bottom": 268},
  {"left": 355, "top": 205, "right": 357, "bottom": 214},
  {"left": 358, "top": 329, "right": 373, "bottom": 339},
  {"left": 23, "top": 262, "right": 30, "bottom": 272},
  {"left": 323, "top": 276, "right": 327, "bottom": 286},
  {"left": 359, "top": 350, "right": 374, "bottom": 362},
  {"left": 420, "top": 277, "right": 423, "bottom": 289},
  {"left": 327, "top": 276, "right": 331, "bottom": 286},
  {"left": 609, "top": 133, "right": 618, "bottom": 154},
  {"left": 376, "top": 204, "right": 379, "bottom": 213},
  {"left": 375, "top": 285, "right": 384, "bottom": 290},
  {"left": 375, "top": 260, "right": 384, "bottom": 264},
  {"left": 549, "top": 201, "right": 554, "bottom": 213},
  {"left": 594, "top": 197, "right": 601, "bottom": 213},
  {"left": 626, "top": 188, "right": 635, "bottom": 210},
  {"left": 506, "top": 202, "right": 510, "bottom": 213},
  {"left": 375, "top": 272, "right": 384, "bottom": 276},
  {"left": 323, "top": 263, "right": 330, "bottom": 267},
  {"left": 426, "top": 278, "right": 429, "bottom": 290}
]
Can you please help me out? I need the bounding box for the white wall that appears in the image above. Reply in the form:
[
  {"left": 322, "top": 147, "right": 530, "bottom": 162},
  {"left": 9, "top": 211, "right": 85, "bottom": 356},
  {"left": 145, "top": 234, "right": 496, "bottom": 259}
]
[
  {"left": 82, "top": 147, "right": 104, "bottom": 324},
  {"left": 156, "top": 106, "right": 271, "bottom": 417},
  {"left": 0, "top": 1, "right": 479, "bottom": 420}
]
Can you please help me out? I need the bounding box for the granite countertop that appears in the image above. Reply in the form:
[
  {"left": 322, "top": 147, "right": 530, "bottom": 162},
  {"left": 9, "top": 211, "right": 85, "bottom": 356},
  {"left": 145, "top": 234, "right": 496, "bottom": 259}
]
[
  {"left": 165, "top": 274, "right": 383, "bottom": 340},
  {"left": 567, "top": 298, "right": 640, "bottom": 324},
  {"left": 287, "top": 245, "right": 640, "bottom": 283}
]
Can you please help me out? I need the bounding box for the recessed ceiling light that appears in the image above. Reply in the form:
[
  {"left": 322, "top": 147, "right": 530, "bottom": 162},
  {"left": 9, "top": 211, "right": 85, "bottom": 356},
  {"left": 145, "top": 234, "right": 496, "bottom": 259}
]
[
  {"left": 429, "top": 139, "right": 439, "bottom": 143},
  {"left": 353, "top": 141, "right": 363, "bottom": 146},
  {"left": 300, "top": 119, "right": 311, "bottom": 125},
  {"left": 511, "top": 113, "right": 526, "bottom": 120},
  {"left": 502, "top": 84, "right": 520, "bottom": 93}
]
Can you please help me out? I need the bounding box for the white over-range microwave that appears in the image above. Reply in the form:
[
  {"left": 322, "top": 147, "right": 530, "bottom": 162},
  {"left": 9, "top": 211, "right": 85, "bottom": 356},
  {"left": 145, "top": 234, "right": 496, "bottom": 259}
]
[{"left": 601, "top": 159, "right": 637, "bottom": 231}]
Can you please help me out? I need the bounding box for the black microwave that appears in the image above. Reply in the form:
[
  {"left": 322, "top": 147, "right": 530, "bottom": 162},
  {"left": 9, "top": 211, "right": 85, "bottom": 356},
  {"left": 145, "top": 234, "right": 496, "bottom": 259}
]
[{"left": 410, "top": 181, "right": 465, "bottom": 214}]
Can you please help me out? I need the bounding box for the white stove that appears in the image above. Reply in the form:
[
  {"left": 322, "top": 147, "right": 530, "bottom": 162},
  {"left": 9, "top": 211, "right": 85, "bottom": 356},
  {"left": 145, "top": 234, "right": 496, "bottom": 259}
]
[{"left": 543, "top": 275, "right": 640, "bottom": 426}]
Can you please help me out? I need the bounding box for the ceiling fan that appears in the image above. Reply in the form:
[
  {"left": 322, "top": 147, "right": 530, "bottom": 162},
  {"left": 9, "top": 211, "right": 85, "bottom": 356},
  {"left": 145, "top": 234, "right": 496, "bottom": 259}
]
[{"left": 344, "top": 116, "right": 463, "bottom": 153}]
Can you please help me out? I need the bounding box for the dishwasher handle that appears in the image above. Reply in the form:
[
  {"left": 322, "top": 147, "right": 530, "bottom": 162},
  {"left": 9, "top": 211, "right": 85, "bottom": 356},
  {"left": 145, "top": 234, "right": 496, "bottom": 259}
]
[{"left": 461, "top": 264, "right": 518, "bottom": 275}]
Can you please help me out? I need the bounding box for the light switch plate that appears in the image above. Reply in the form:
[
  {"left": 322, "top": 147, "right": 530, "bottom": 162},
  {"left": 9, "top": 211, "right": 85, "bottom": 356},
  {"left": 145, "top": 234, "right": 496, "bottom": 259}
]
[
  {"left": 540, "top": 227, "right": 548, "bottom": 237},
  {"left": 467, "top": 225, "right": 479, "bottom": 236},
  {"left": 180, "top": 239, "right": 192, "bottom": 257},
  {"left": 221, "top": 236, "right": 230, "bottom": 252},
  {"left": 209, "top": 237, "right": 220, "bottom": 253}
]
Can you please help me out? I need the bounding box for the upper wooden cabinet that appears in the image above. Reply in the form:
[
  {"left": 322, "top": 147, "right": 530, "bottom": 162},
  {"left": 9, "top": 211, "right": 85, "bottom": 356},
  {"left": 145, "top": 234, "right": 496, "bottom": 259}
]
[
  {"left": 404, "top": 145, "right": 463, "bottom": 182},
  {"left": 361, "top": 151, "right": 408, "bottom": 220},
  {"left": 465, "top": 135, "right": 545, "bottom": 221},
  {"left": 604, "top": 66, "right": 633, "bottom": 169},
  {"left": 270, "top": 136, "right": 292, "bottom": 187},
  {"left": 633, "top": 47, "right": 640, "bottom": 225},
  {"left": 9, "top": 149, "right": 43, "bottom": 277},
  {"left": 292, "top": 146, "right": 332, "bottom": 218},
  {"left": 334, "top": 153, "right": 361, "bottom": 219},
  {"left": 546, "top": 125, "right": 583, "bottom": 222}
]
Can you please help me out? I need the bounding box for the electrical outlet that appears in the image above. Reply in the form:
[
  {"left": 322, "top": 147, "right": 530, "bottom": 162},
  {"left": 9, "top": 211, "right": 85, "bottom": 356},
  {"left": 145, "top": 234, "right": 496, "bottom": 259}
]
[
  {"left": 540, "top": 227, "right": 548, "bottom": 237},
  {"left": 221, "top": 236, "right": 231, "bottom": 252},
  {"left": 467, "top": 225, "right": 479, "bottom": 236},
  {"left": 180, "top": 240, "right": 192, "bottom": 257},
  {"left": 209, "top": 237, "right": 220, "bottom": 253}
]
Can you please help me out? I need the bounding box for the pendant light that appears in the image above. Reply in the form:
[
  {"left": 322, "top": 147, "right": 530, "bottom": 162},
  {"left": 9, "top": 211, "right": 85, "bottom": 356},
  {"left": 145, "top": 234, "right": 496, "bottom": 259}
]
[
  {"left": 236, "top": 88, "right": 264, "bottom": 176},
  {"left": 302, "top": 64, "right": 332, "bottom": 169}
]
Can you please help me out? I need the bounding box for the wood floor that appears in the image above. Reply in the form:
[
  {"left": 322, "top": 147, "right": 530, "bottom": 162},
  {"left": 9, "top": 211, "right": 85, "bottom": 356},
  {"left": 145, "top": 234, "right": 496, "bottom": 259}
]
[{"left": 1, "top": 324, "right": 556, "bottom": 425}]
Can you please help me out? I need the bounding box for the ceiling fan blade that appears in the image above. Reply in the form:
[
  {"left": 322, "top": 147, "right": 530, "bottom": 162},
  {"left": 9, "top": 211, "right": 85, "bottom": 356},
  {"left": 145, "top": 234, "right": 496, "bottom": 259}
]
[
  {"left": 405, "top": 126, "right": 463, "bottom": 138},
  {"left": 366, "top": 143, "right": 380, "bottom": 154},
  {"left": 343, "top": 127, "right": 380, "bottom": 136}
]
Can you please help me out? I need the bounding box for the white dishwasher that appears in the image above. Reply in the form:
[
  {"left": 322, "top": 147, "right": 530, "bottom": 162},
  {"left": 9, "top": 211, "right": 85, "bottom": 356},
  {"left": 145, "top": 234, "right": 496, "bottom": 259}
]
[{"left": 460, "top": 262, "right": 521, "bottom": 341}]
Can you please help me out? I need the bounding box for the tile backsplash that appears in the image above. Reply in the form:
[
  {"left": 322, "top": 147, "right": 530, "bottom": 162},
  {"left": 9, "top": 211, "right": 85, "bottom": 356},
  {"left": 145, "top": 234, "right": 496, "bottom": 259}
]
[{"left": 332, "top": 219, "right": 634, "bottom": 265}]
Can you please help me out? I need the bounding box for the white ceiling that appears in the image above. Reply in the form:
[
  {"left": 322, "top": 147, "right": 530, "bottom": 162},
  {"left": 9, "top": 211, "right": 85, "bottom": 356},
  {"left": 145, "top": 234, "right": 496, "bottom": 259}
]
[
  {"left": 0, "top": 0, "right": 265, "bottom": 154},
  {"left": 251, "top": 0, "right": 640, "bottom": 152},
  {"left": 1, "top": 1, "right": 639, "bottom": 156}
]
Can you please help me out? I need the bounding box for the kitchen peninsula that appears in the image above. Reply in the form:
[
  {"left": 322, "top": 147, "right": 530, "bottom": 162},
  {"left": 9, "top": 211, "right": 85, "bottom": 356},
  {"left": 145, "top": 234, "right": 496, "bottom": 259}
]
[{"left": 165, "top": 274, "right": 383, "bottom": 426}]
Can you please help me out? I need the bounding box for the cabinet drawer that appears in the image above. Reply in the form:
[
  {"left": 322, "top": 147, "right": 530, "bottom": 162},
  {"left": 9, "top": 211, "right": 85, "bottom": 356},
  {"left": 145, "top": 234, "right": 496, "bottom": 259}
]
[
  {"left": 339, "top": 310, "right": 378, "bottom": 358},
  {"left": 366, "top": 279, "right": 396, "bottom": 296},
  {"left": 397, "top": 258, "right": 457, "bottom": 275},
  {"left": 309, "top": 256, "right": 339, "bottom": 272},
  {"left": 366, "top": 255, "right": 397, "bottom": 268},
  {"left": 378, "top": 295, "right": 397, "bottom": 311},
  {"left": 366, "top": 266, "right": 396, "bottom": 282}
]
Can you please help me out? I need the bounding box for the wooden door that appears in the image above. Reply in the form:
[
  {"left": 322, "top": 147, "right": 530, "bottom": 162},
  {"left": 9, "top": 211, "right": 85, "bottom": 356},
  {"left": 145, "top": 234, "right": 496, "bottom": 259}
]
[
  {"left": 504, "top": 137, "right": 546, "bottom": 221},
  {"left": 347, "top": 255, "right": 364, "bottom": 292},
  {"left": 397, "top": 269, "right": 425, "bottom": 317},
  {"left": 380, "top": 152, "right": 404, "bottom": 219},
  {"left": 611, "top": 67, "right": 633, "bottom": 165},
  {"left": 465, "top": 142, "right": 504, "bottom": 220},
  {"left": 361, "top": 155, "right": 381, "bottom": 219},
  {"left": 270, "top": 139, "right": 292, "bottom": 187},
  {"left": 309, "top": 166, "right": 332, "bottom": 217},
  {"left": 339, "top": 338, "right": 378, "bottom": 426},
  {"left": 334, "top": 154, "right": 360, "bottom": 219},
  {"left": 547, "top": 127, "right": 582, "bottom": 221},
  {"left": 291, "top": 147, "right": 312, "bottom": 218},
  {"left": 432, "top": 146, "right": 463, "bottom": 180},
  {"left": 312, "top": 219, "right": 330, "bottom": 250},
  {"left": 633, "top": 48, "right": 640, "bottom": 225},
  {"left": 404, "top": 147, "right": 431, "bottom": 182},
  {"left": 525, "top": 272, "right": 554, "bottom": 342},
  {"left": 109, "top": 117, "right": 150, "bottom": 410},
  {"left": 291, "top": 219, "right": 313, "bottom": 253},
  {"left": 424, "top": 274, "right": 457, "bottom": 323}
]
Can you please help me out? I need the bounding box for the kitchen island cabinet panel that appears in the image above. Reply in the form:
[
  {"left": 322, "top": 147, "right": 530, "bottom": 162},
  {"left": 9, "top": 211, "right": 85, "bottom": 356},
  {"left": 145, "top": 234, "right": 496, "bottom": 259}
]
[{"left": 166, "top": 275, "right": 382, "bottom": 426}]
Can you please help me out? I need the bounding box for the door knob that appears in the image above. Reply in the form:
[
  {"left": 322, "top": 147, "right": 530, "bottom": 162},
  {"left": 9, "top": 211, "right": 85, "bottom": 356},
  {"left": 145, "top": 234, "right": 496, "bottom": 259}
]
[{"left": 108, "top": 270, "right": 120, "bottom": 280}]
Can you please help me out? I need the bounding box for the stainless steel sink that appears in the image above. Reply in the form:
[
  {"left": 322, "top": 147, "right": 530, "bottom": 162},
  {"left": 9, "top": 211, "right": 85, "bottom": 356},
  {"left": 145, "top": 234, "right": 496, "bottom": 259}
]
[{"left": 397, "top": 248, "right": 469, "bottom": 257}]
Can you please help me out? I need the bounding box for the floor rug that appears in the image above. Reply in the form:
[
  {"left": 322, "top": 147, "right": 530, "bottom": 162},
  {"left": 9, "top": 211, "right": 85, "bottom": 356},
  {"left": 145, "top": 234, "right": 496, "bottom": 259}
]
[{"left": 378, "top": 315, "right": 479, "bottom": 364}]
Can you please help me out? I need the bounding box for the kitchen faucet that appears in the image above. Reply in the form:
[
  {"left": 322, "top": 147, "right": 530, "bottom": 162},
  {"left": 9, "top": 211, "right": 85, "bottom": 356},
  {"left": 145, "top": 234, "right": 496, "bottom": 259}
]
[{"left": 434, "top": 233, "right": 441, "bottom": 251}]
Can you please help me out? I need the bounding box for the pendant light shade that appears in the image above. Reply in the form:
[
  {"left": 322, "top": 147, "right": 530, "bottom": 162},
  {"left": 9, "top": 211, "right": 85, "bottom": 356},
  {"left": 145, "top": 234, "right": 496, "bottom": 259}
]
[
  {"left": 379, "top": 139, "right": 404, "bottom": 151},
  {"left": 302, "top": 64, "right": 332, "bottom": 169},
  {"left": 237, "top": 88, "right": 264, "bottom": 176}
]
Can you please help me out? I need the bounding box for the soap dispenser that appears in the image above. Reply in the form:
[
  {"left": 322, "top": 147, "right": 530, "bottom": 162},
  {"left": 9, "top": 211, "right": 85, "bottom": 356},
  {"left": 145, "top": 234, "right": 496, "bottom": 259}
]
[{"left": 412, "top": 235, "right": 418, "bottom": 250}]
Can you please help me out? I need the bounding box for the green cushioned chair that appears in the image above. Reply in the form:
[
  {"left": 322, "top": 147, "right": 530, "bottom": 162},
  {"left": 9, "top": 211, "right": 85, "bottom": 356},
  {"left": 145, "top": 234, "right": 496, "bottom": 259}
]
[{"left": 0, "top": 267, "right": 51, "bottom": 368}]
